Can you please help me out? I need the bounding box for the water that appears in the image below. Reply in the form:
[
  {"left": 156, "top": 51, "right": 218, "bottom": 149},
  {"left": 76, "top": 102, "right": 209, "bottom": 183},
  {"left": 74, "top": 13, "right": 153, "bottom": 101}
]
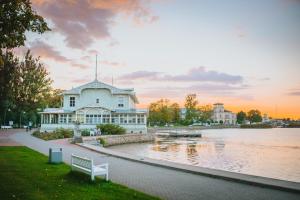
[{"left": 109, "top": 128, "right": 300, "bottom": 182}]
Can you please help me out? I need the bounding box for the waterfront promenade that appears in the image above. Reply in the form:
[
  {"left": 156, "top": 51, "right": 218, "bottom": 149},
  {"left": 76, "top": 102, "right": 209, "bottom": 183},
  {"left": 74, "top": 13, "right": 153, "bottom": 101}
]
[{"left": 3, "top": 130, "right": 300, "bottom": 200}]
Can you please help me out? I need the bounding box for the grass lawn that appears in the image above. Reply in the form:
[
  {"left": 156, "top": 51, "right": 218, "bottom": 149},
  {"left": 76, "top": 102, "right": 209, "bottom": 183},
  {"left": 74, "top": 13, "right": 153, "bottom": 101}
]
[{"left": 0, "top": 146, "right": 160, "bottom": 200}]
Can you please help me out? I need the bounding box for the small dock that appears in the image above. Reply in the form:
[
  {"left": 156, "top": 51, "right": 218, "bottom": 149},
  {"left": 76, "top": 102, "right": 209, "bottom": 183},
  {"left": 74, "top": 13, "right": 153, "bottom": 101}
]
[{"left": 156, "top": 130, "right": 202, "bottom": 137}]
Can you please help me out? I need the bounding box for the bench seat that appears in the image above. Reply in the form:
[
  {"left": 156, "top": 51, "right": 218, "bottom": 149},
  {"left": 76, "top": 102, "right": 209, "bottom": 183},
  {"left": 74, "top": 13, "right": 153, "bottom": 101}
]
[{"left": 71, "top": 154, "right": 109, "bottom": 181}]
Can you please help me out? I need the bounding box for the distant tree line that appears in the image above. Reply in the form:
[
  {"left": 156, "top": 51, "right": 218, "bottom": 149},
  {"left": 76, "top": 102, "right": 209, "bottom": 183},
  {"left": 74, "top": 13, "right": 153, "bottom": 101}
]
[
  {"left": 0, "top": 0, "right": 61, "bottom": 127},
  {"left": 236, "top": 110, "right": 263, "bottom": 124},
  {"left": 148, "top": 94, "right": 213, "bottom": 126}
]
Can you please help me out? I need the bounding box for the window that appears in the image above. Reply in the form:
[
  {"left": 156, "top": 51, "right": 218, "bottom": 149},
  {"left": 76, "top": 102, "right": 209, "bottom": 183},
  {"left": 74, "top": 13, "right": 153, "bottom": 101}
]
[
  {"left": 96, "top": 98, "right": 99, "bottom": 104},
  {"left": 59, "top": 114, "right": 67, "bottom": 124},
  {"left": 118, "top": 97, "right": 124, "bottom": 107},
  {"left": 137, "top": 114, "right": 145, "bottom": 124},
  {"left": 102, "top": 114, "right": 110, "bottom": 123},
  {"left": 70, "top": 97, "right": 75, "bottom": 107},
  {"left": 112, "top": 114, "right": 119, "bottom": 124},
  {"left": 128, "top": 114, "right": 136, "bottom": 124},
  {"left": 68, "top": 114, "right": 73, "bottom": 123},
  {"left": 120, "top": 114, "right": 125, "bottom": 124}
]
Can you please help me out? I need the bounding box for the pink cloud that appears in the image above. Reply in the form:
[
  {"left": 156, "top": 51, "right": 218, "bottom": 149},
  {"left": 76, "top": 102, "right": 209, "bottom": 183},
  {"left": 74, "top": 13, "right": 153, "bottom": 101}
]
[
  {"left": 29, "top": 41, "right": 70, "bottom": 62},
  {"left": 118, "top": 67, "right": 243, "bottom": 84},
  {"left": 32, "top": 0, "right": 158, "bottom": 49}
]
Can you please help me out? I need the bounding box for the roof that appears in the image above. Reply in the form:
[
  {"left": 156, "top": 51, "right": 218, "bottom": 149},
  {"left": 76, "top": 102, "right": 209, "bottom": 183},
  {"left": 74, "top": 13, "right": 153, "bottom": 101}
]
[
  {"left": 40, "top": 108, "right": 73, "bottom": 114},
  {"left": 213, "top": 103, "right": 224, "bottom": 105},
  {"left": 114, "top": 109, "right": 147, "bottom": 114},
  {"left": 63, "top": 80, "right": 139, "bottom": 103}
]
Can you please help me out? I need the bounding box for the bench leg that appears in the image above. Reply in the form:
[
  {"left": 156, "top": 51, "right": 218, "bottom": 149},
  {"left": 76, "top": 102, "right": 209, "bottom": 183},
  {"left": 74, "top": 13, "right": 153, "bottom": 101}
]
[
  {"left": 106, "top": 172, "right": 109, "bottom": 181},
  {"left": 91, "top": 174, "right": 95, "bottom": 181}
]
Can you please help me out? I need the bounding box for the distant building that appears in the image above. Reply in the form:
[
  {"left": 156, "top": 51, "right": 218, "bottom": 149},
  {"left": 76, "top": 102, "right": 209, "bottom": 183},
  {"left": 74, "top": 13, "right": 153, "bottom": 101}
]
[
  {"left": 262, "top": 113, "right": 270, "bottom": 123},
  {"left": 211, "top": 103, "right": 236, "bottom": 125},
  {"left": 180, "top": 108, "right": 187, "bottom": 119}
]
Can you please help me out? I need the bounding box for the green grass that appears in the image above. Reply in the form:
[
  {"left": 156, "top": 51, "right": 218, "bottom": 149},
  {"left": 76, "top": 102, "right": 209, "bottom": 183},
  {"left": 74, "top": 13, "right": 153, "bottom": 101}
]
[{"left": 0, "top": 146, "right": 160, "bottom": 200}]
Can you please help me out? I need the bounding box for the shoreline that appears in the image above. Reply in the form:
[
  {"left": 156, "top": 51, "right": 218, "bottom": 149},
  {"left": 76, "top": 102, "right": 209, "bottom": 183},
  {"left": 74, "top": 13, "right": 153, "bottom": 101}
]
[{"left": 78, "top": 142, "right": 300, "bottom": 194}]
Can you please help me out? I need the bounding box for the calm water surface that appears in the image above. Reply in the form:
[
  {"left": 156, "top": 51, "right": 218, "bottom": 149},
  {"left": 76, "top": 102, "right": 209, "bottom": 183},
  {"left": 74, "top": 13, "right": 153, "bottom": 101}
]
[{"left": 110, "top": 128, "right": 300, "bottom": 182}]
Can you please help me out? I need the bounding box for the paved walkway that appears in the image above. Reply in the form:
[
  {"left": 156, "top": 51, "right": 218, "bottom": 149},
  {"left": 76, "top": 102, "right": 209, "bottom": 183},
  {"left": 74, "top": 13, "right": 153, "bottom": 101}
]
[
  {"left": 0, "top": 129, "right": 23, "bottom": 146},
  {"left": 6, "top": 132, "right": 300, "bottom": 200}
]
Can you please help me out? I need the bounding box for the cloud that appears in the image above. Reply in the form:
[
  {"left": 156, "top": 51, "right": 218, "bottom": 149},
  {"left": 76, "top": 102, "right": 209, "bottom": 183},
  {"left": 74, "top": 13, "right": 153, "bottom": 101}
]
[
  {"left": 287, "top": 90, "right": 300, "bottom": 96},
  {"left": 118, "top": 67, "right": 243, "bottom": 84},
  {"left": 100, "top": 60, "right": 125, "bottom": 67},
  {"left": 164, "top": 67, "right": 243, "bottom": 84},
  {"left": 119, "top": 70, "right": 161, "bottom": 80},
  {"left": 139, "top": 83, "right": 249, "bottom": 99},
  {"left": 71, "top": 62, "right": 89, "bottom": 69},
  {"left": 29, "top": 41, "right": 70, "bottom": 62},
  {"left": 32, "top": 0, "right": 158, "bottom": 49}
]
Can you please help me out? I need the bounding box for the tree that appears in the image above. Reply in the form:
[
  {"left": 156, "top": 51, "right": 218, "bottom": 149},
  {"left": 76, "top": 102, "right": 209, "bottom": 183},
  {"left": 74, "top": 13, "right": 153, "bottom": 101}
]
[
  {"left": 0, "top": 51, "right": 19, "bottom": 125},
  {"left": 170, "top": 103, "right": 180, "bottom": 123},
  {"left": 148, "top": 99, "right": 180, "bottom": 126},
  {"left": 46, "top": 89, "right": 64, "bottom": 108},
  {"left": 0, "top": 0, "right": 50, "bottom": 49},
  {"left": 14, "top": 50, "right": 52, "bottom": 112},
  {"left": 198, "top": 105, "right": 213, "bottom": 123},
  {"left": 237, "top": 111, "right": 247, "bottom": 124},
  {"left": 0, "top": 50, "right": 52, "bottom": 126},
  {"left": 247, "top": 109, "right": 262, "bottom": 123},
  {"left": 184, "top": 94, "right": 198, "bottom": 122}
]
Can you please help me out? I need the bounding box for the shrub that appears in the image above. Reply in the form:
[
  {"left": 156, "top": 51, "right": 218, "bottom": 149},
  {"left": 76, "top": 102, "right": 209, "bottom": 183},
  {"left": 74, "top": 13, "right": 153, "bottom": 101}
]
[
  {"left": 32, "top": 128, "right": 73, "bottom": 140},
  {"left": 286, "top": 123, "right": 300, "bottom": 128},
  {"left": 99, "top": 138, "right": 106, "bottom": 146},
  {"left": 240, "top": 124, "right": 272, "bottom": 129},
  {"left": 96, "top": 124, "right": 126, "bottom": 135},
  {"left": 81, "top": 129, "right": 90, "bottom": 136}
]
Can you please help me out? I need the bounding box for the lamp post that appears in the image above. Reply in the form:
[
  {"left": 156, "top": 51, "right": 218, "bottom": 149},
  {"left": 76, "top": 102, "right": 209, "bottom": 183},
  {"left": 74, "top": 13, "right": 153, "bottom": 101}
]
[
  {"left": 72, "top": 120, "right": 82, "bottom": 143},
  {"left": 20, "top": 111, "right": 26, "bottom": 128},
  {"left": 3, "top": 108, "right": 10, "bottom": 126}
]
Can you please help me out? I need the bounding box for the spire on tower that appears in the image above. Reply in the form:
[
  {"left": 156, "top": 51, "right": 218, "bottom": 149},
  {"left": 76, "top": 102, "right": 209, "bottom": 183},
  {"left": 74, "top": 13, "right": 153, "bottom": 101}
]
[{"left": 95, "top": 54, "right": 98, "bottom": 81}]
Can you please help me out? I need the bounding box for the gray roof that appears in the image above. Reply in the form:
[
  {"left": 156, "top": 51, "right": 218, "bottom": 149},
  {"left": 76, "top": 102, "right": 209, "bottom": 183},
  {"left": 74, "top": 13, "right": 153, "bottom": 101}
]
[
  {"left": 40, "top": 108, "right": 73, "bottom": 114},
  {"left": 63, "top": 80, "right": 139, "bottom": 103}
]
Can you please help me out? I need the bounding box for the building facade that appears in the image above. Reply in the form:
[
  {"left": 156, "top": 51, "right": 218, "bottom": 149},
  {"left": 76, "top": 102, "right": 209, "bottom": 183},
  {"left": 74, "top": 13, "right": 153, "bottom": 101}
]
[
  {"left": 40, "top": 80, "right": 147, "bottom": 133},
  {"left": 212, "top": 103, "right": 236, "bottom": 125}
]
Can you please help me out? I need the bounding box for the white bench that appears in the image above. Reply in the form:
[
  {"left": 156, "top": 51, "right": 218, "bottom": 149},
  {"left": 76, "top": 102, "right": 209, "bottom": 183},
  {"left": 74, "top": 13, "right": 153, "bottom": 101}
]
[
  {"left": 1, "top": 125, "right": 12, "bottom": 129},
  {"left": 71, "top": 154, "right": 109, "bottom": 181}
]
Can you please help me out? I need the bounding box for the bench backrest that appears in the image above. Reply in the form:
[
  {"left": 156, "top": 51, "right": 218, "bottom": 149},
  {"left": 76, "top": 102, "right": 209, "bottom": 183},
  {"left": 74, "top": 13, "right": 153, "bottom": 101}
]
[{"left": 71, "top": 154, "right": 93, "bottom": 170}]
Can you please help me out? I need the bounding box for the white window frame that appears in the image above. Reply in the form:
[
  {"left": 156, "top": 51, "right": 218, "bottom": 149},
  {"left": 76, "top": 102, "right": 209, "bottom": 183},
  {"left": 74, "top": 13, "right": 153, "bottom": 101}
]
[{"left": 70, "top": 96, "right": 75, "bottom": 107}]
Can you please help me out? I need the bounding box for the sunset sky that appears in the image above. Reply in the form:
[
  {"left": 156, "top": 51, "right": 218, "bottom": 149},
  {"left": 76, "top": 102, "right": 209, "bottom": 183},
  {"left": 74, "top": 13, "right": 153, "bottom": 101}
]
[{"left": 19, "top": 0, "right": 300, "bottom": 119}]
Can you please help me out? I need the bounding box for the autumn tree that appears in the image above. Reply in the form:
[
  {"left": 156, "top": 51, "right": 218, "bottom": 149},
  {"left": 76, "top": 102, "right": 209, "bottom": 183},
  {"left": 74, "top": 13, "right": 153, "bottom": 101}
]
[
  {"left": 170, "top": 103, "right": 180, "bottom": 123},
  {"left": 148, "top": 99, "right": 181, "bottom": 126},
  {"left": 247, "top": 109, "right": 262, "bottom": 123},
  {"left": 198, "top": 104, "right": 213, "bottom": 123},
  {"left": 184, "top": 94, "right": 198, "bottom": 122}
]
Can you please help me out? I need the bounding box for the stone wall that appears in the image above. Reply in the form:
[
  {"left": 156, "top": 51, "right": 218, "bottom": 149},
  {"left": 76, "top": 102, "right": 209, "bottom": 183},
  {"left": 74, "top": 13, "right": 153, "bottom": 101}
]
[{"left": 98, "top": 133, "right": 155, "bottom": 147}]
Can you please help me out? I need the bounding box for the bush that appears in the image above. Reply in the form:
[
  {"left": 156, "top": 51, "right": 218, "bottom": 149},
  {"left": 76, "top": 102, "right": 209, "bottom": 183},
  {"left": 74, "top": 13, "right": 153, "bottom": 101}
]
[
  {"left": 96, "top": 124, "right": 126, "bottom": 135},
  {"left": 81, "top": 129, "right": 90, "bottom": 136},
  {"left": 286, "top": 123, "right": 300, "bottom": 128},
  {"left": 240, "top": 124, "right": 272, "bottom": 129},
  {"left": 32, "top": 128, "right": 73, "bottom": 140},
  {"left": 99, "top": 138, "right": 106, "bottom": 146}
]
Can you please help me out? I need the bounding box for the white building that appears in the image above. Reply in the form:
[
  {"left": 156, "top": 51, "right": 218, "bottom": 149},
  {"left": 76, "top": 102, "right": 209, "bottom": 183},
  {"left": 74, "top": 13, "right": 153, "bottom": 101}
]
[
  {"left": 262, "top": 113, "right": 270, "bottom": 123},
  {"left": 40, "top": 79, "right": 147, "bottom": 133},
  {"left": 212, "top": 103, "right": 236, "bottom": 125}
]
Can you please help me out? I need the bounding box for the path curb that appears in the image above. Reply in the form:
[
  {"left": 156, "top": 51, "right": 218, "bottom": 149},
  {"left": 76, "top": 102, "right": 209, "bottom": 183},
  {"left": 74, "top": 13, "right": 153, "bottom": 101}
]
[{"left": 78, "top": 143, "right": 300, "bottom": 194}]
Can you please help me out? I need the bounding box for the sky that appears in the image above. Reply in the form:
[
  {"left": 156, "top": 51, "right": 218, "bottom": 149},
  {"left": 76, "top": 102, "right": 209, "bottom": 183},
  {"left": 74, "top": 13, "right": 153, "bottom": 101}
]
[{"left": 19, "top": 0, "right": 300, "bottom": 119}]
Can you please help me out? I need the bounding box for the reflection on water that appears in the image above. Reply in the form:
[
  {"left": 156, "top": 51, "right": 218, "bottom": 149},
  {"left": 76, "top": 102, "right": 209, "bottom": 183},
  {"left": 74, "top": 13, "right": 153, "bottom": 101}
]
[{"left": 109, "top": 128, "right": 300, "bottom": 182}]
